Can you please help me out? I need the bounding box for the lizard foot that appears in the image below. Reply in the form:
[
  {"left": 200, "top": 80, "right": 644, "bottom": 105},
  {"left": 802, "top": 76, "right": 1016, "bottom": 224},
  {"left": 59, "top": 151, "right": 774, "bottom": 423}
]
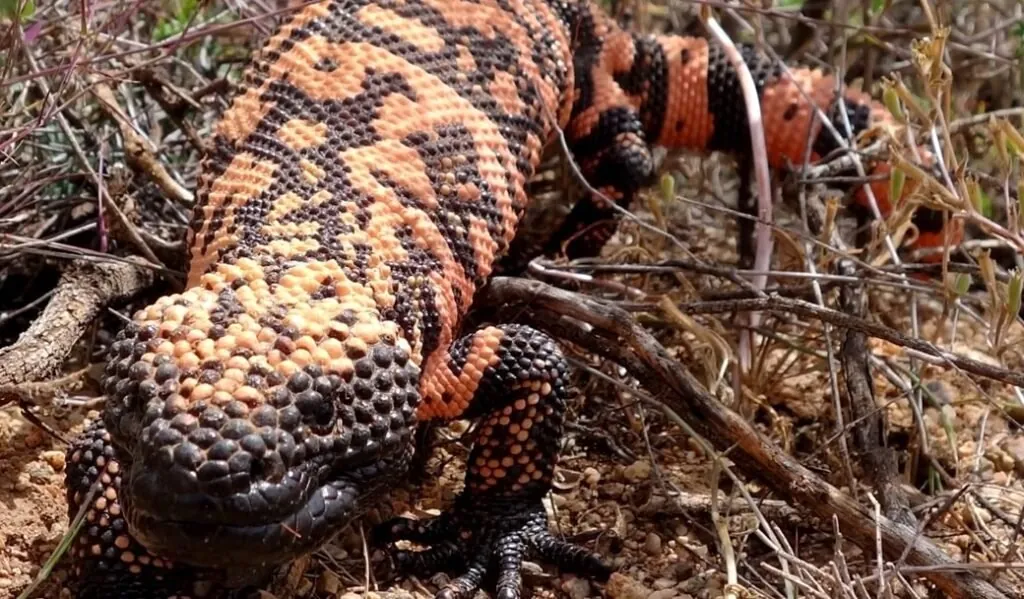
[{"left": 374, "top": 498, "right": 612, "bottom": 599}]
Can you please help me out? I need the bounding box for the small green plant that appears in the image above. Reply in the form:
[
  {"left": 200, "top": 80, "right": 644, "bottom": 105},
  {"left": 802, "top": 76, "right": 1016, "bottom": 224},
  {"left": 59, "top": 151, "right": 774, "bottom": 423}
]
[
  {"left": 0, "top": 0, "right": 35, "bottom": 22},
  {"left": 153, "top": 0, "right": 202, "bottom": 42}
]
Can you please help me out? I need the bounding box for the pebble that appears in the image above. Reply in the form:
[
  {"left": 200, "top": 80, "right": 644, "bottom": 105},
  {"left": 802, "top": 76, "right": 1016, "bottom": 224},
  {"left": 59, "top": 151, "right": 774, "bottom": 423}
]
[
  {"left": 666, "top": 561, "right": 695, "bottom": 580},
  {"left": 562, "top": 576, "right": 592, "bottom": 599},
  {"left": 648, "top": 590, "right": 679, "bottom": 599},
  {"left": 28, "top": 464, "right": 53, "bottom": 484},
  {"left": 583, "top": 466, "right": 601, "bottom": 486},
  {"left": 623, "top": 460, "right": 652, "bottom": 483},
  {"left": 652, "top": 577, "right": 675, "bottom": 589},
  {"left": 643, "top": 532, "right": 662, "bottom": 556},
  {"left": 601, "top": 482, "right": 626, "bottom": 498},
  {"left": 315, "top": 570, "right": 340, "bottom": 595},
  {"left": 1000, "top": 437, "right": 1024, "bottom": 474},
  {"left": 24, "top": 428, "right": 43, "bottom": 449},
  {"left": 605, "top": 572, "right": 651, "bottom": 599},
  {"left": 15, "top": 472, "right": 32, "bottom": 492},
  {"left": 42, "top": 450, "right": 66, "bottom": 471}
]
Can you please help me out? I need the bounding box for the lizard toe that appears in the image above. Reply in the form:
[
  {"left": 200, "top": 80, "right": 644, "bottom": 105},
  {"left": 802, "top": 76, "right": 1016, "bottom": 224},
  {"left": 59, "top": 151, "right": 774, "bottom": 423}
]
[{"left": 375, "top": 500, "right": 611, "bottom": 599}]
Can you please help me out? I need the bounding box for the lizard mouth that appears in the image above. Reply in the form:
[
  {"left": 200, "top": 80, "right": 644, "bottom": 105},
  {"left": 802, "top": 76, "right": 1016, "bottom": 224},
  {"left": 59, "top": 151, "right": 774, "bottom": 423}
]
[
  {"left": 122, "top": 455, "right": 360, "bottom": 569},
  {"left": 119, "top": 427, "right": 416, "bottom": 572}
]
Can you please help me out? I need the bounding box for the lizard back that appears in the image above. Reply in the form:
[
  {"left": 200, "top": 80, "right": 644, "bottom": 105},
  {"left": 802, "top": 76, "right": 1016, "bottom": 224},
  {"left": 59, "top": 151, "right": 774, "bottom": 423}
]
[{"left": 186, "top": 0, "right": 574, "bottom": 373}]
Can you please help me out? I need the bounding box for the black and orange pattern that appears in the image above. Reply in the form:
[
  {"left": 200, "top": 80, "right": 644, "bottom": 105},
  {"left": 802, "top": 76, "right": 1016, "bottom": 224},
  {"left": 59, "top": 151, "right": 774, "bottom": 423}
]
[{"left": 62, "top": 0, "right": 956, "bottom": 598}]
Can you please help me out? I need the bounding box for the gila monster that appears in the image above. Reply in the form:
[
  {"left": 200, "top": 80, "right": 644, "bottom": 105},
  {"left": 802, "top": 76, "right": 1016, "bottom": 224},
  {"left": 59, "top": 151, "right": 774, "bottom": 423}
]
[{"left": 62, "top": 0, "right": 958, "bottom": 597}]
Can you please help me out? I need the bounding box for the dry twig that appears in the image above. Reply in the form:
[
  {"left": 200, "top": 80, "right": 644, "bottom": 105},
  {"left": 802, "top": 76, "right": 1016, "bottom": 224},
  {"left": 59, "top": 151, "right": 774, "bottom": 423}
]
[
  {"left": 480, "top": 276, "right": 1015, "bottom": 599},
  {"left": 0, "top": 257, "right": 154, "bottom": 399}
]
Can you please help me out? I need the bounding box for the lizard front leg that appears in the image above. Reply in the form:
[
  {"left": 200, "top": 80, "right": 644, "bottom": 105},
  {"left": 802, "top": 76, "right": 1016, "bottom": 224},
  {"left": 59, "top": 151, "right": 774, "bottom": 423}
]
[{"left": 374, "top": 324, "right": 611, "bottom": 599}]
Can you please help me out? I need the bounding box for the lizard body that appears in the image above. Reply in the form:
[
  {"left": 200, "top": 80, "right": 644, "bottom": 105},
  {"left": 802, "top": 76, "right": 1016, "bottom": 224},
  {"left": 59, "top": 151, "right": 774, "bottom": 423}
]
[{"left": 62, "top": 1, "right": 957, "bottom": 597}]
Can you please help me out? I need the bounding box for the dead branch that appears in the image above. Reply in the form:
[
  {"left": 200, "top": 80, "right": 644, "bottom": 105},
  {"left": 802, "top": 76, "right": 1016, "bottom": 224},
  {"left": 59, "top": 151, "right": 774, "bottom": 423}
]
[
  {"left": 618, "top": 295, "right": 1024, "bottom": 389},
  {"left": 838, "top": 265, "right": 915, "bottom": 526},
  {"left": 0, "top": 258, "right": 154, "bottom": 400},
  {"left": 479, "top": 276, "right": 1013, "bottom": 599},
  {"left": 90, "top": 79, "right": 195, "bottom": 205}
]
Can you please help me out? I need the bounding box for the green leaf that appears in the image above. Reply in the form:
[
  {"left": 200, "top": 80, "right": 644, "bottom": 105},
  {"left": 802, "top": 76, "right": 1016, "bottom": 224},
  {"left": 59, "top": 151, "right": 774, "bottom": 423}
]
[
  {"left": 659, "top": 173, "right": 675, "bottom": 204},
  {"left": 977, "top": 186, "right": 994, "bottom": 218},
  {"left": 883, "top": 85, "right": 905, "bottom": 124},
  {"left": 152, "top": 17, "right": 184, "bottom": 42},
  {"left": 175, "top": 0, "right": 200, "bottom": 21},
  {"left": 1008, "top": 270, "right": 1023, "bottom": 318},
  {"left": 152, "top": 0, "right": 203, "bottom": 41},
  {"left": 888, "top": 166, "right": 905, "bottom": 207},
  {"left": 0, "top": 0, "right": 35, "bottom": 22},
  {"left": 967, "top": 179, "right": 993, "bottom": 217},
  {"left": 953, "top": 273, "right": 972, "bottom": 296}
]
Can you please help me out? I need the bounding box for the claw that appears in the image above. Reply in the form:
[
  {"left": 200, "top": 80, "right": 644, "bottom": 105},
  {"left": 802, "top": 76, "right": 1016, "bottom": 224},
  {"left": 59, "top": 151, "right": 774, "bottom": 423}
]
[
  {"left": 393, "top": 540, "right": 465, "bottom": 576},
  {"left": 374, "top": 513, "right": 453, "bottom": 546},
  {"left": 435, "top": 550, "right": 488, "bottom": 599},
  {"left": 530, "top": 530, "right": 613, "bottom": 582},
  {"left": 375, "top": 501, "right": 612, "bottom": 598}
]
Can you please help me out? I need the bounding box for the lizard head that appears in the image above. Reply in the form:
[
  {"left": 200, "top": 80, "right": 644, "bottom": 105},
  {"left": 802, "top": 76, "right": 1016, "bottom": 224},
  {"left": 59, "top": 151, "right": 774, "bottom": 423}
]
[{"left": 100, "top": 258, "right": 422, "bottom": 572}]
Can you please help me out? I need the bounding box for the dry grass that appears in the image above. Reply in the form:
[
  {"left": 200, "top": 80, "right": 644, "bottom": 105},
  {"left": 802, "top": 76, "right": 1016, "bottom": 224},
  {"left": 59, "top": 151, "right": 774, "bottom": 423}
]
[{"left": 1, "top": 0, "right": 1023, "bottom": 597}]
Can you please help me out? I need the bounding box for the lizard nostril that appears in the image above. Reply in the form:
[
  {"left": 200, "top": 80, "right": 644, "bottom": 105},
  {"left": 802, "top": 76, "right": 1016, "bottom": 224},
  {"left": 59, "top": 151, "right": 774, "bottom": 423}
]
[
  {"left": 296, "top": 388, "right": 337, "bottom": 433},
  {"left": 293, "top": 371, "right": 345, "bottom": 434},
  {"left": 257, "top": 451, "right": 287, "bottom": 483}
]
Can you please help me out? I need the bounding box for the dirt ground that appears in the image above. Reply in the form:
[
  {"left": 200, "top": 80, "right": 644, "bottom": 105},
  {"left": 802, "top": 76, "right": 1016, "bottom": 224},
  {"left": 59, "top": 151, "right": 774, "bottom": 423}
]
[
  {"left": 4, "top": 190, "right": 1024, "bottom": 599},
  {"left": 3, "top": 0, "right": 1024, "bottom": 598}
]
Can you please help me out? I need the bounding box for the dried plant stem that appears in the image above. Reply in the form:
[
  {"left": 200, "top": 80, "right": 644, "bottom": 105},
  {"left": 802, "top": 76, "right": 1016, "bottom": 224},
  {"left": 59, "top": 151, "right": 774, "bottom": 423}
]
[
  {"left": 700, "top": 10, "right": 774, "bottom": 377},
  {"left": 481, "top": 276, "right": 1013, "bottom": 599}
]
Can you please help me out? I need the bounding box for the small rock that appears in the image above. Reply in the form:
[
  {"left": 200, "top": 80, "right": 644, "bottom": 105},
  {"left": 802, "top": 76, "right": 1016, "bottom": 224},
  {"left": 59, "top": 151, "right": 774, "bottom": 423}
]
[
  {"left": 15, "top": 472, "right": 32, "bottom": 492},
  {"left": 643, "top": 532, "right": 662, "bottom": 556},
  {"left": 605, "top": 572, "right": 650, "bottom": 599},
  {"left": 601, "top": 483, "right": 626, "bottom": 498},
  {"left": 28, "top": 464, "right": 53, "bottom": 484},
  {"left": 648, "top": 590, "right": 678, "bottom": 599},
  {"left": 24, "top": 428, "right": 43, "bottom": 449},
  {"left": 561, "top": 576, "right": 591, "bottom": 599},
  {"left": 315, "top": 570, "right": 340, "bottom": 595},
  {"left": 623, "top": 460, "right": 652, "bottom": 483},
  {"left": 583, "top": 466, "right": 601, "bottom": 486},
  {"left": 1000, "top": 437, "right": 1024, "bottom": 475},
  {"left": 42, "top": 450, "right": 66, "bottom": 471},
  {"left": 339, "top": 593, "right": 361, "bottom": 599},
  {"left": 652, "top": 577, "right": 675, "bottom": 589},
  {"left": 667, "top": 561, "right": 695, "bottom": 580}
]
